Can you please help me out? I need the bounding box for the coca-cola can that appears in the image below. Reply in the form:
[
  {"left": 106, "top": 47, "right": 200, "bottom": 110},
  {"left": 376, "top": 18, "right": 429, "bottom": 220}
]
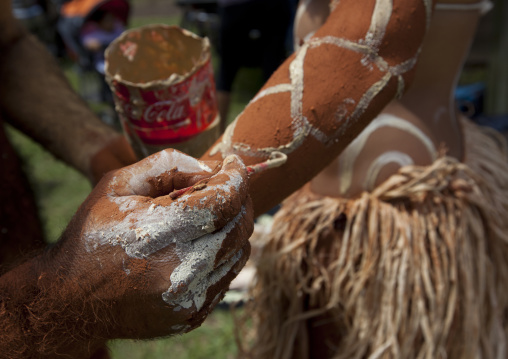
[{"left": 105, "top": 25, "right": 221, "bottom": 159}]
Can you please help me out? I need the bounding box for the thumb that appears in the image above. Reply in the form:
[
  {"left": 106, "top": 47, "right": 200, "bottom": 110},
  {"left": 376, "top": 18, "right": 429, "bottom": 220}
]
[{"left": 108, "top": 149, "right": 221, "bottom": 197}]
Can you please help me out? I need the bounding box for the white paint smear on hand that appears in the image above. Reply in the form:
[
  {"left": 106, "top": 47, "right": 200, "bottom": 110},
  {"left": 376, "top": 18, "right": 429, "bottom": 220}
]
[{"left": 162, "top": 207, "right": 246, "bottom": 311}]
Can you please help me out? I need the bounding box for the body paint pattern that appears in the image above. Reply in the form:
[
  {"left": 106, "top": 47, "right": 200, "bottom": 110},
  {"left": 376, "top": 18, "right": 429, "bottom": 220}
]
[
  {"left": 211, "top": 0, "right": 434, "bottom": 160},
  {"left": 337, "top": 113, "right": 437, "bottom": 194},
  {"left": 84, "top": 151, "right": 247, "bottom": 309},
  {"left": 364, "top": 151, "right": 413, "bottom": 190},
  {"left": 162, "top": 208, "right": 247, "bottom": 311},
  {"left": 88, "top": 167, "right": 243, "bottom": 258}
]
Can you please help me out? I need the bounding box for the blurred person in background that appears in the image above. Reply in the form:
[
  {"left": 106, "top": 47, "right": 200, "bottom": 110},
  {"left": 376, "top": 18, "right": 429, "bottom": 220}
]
[
  {"left": 216, "top": 0, "right": 292, "bottom": 130},
  {"left": 81, "top": 7, "right": 125, "bottom": 103}
]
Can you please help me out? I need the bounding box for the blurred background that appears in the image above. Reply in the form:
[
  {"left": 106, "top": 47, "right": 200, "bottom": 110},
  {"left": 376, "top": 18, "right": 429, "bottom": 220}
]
[{"left": 6, "top": 0, "right": 507, "bottom": 357}]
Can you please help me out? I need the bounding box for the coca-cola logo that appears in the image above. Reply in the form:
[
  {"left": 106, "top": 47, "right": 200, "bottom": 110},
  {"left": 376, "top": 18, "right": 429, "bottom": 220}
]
[{"left": 143, "top": 98, "right": 188, "bottom": 124}]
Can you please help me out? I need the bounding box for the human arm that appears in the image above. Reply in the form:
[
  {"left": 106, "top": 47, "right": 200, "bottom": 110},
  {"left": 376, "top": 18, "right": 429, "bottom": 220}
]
[
  {"left": 0, "top": 149, "right": 253, "bottom": 358},
  {"left": 0, "top": 0, "right": 136, "bottom": 183},
  {"left": 201, "top": 0, "right": 435, "bottom": 216}
]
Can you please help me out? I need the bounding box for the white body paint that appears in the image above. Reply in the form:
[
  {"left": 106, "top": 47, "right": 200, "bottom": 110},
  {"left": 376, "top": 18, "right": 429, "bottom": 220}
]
[
  {"left": 364, "top": 151, "right": 413, "bottom": 190},
  {"left": 126, "top": 150, "right": 213, "bottom": 193},
  {"left": 162, "top": 208, "right": 246, "bottom": 311},
  {"left": 211, "top": 0, "right": 434, "bottom": 160},
  {"left": 85, "top": 151, "right": 247, "bottom": 309},
  {"left": 337, "top": 113, "right": 437, "bottom": 194}
]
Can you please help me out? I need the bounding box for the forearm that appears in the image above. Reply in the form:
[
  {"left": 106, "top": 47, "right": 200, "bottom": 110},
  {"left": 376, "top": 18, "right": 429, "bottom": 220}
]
[
  {"left": 202, "top": 0, "right": 435, "bottom": 216},
  {"left": 0, "top": 26, "right": 120, "bottom": 178},
  {"left": 0, "top": 258, "right": 39, "bottom": 358},
  {"left": 0, "top": 248, "right": 108, "bottom": 358}
]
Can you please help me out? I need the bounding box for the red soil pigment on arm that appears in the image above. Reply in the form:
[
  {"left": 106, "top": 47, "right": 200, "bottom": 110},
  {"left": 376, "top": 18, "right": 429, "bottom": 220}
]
[{"left": 201, "top": 0, "right": 433, "bottom": 216}]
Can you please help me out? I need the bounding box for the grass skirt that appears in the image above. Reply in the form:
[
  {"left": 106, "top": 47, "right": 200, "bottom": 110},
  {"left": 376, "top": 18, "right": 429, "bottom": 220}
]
[{"left": 237, "top": 119, "right": 508, "bottom": 359}]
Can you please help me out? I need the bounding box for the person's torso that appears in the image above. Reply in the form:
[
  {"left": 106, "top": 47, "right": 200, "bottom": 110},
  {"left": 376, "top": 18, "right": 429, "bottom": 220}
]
[{"left": 293, "top": 0, "right": 463, "bottom": 198}]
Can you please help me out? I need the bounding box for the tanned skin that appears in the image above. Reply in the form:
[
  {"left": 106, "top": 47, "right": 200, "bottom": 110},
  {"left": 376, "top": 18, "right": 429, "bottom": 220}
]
[
  {"left": 0, "top": 2, "right": 253, "bottom": 358},
  {"left": 0, "top": 0, "right": 436, "bottom": 357},
  {"left": 0, "top": 1, "right": 136, "bottom": 184},
  {"left": 201, "top": 0, "right": 436, "bottom": 217},
  {"left": 0, "top": 149, "right": 253, "bottom": 358}
]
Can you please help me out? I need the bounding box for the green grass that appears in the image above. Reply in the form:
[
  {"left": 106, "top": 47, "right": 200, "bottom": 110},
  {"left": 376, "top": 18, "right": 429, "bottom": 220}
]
[
  {"left": 109, "top": 309, "right": 240, "bottom": 359},
  {"left": 6, "top": 13, "right": 263, "bottom": 359},
  {"left": 130, "top": 16, "right": 180, "bottom": 29}
]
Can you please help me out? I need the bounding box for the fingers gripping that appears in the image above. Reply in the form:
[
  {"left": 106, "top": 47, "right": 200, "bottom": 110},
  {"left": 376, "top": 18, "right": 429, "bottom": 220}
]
[
  {"left": 162, "top": 203, "right": 252, "bottom": 312},
  {"left": 84, "top": 153, "right": 250, "bottom": 260},
  {"left": 109, "top": 149, "right": 216, "bottom": 197}
]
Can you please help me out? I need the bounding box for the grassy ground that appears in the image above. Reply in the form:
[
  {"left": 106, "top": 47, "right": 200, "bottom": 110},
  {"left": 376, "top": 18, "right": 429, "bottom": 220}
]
[
  {"left": 6, "top": 13, "right": 264, "bottom": 359},
  {"left": 109, "top": 309, "right": 241, "bottom": 359}
]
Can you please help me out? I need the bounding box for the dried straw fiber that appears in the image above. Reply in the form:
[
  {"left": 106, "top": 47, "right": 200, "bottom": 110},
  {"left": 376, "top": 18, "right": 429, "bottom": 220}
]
[{"left": 237, "top": 118, "right": 508, "bottom": 359}]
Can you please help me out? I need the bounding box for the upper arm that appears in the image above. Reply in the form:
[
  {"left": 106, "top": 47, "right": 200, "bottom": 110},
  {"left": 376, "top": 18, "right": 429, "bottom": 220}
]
[{"left": 202, "top": 0, "right": 436, "bottom": 216}]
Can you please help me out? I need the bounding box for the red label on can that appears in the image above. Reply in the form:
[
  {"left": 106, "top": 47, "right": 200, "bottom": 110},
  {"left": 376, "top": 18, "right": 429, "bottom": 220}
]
[{"left": 113, "top": 59, "right": 218, "bottom": 145}]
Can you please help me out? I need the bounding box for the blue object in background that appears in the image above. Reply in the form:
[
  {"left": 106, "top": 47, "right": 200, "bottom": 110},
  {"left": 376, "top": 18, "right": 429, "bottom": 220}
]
[
  {"left": 455, "top": 82, "right": 485, "bottom": 118},
  {"left": 455, "top": 82, "right": 508, "bottom": 133}
]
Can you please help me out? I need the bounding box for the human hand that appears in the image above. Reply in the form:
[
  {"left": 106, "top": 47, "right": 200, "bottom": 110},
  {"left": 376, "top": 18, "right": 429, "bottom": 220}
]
[
  {"left": 52, "top": 149, "right": 253, "bottom": 339},
  {"left": 90, "top": 134, "right": 138, "bottom": 184}
]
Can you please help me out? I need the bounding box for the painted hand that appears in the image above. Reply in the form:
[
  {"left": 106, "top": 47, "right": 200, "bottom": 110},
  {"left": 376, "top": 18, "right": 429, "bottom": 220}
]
[{"left": 56, "top": 149, "right": 253, "bottom": 339}]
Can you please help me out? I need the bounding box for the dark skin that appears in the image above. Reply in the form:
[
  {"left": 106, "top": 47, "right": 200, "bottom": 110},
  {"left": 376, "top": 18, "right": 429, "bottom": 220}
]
[
  {"left": 0, "top": 0, "right": 433, "bottom": 357},
  {"left": 0, "top": 2, "right": 136, "bottom": 184},
  {"left": 201, "top": 0, "right": 434, "bottom": 217},
  {"left": 0, "top": 1, "right": 253, "bottom": 357},
  {"left": 0, "top": 150, "right": 253, "bottom": 358}
]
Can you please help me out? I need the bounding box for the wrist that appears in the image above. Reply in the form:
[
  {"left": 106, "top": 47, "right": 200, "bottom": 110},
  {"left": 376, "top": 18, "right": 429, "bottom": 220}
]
[
  {"left": 0, "top": 254, "right": 43, "bottom": 305},
  {"left": 0, "top": 251, "right": 108, "bottom": 357},
  {"left": 0, "top": 256, "right": 48, "bottom": 358}
]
